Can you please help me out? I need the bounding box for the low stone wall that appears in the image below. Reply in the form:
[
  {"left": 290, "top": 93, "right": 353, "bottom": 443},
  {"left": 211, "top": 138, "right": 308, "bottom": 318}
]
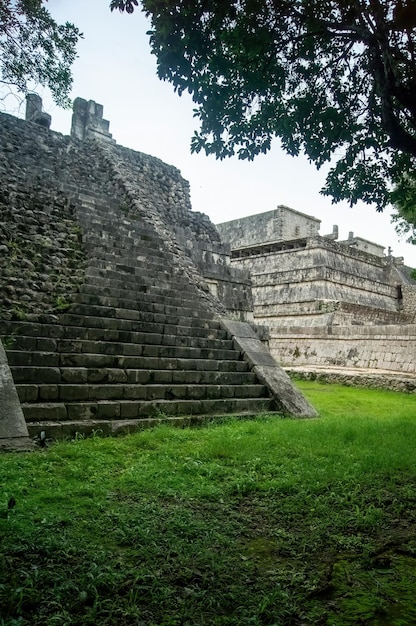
[
  {"left": 270, "top": 324, "right": 416, "bottom": 374},
  {"left": 287, "top": 368, "right": 416, "bottom": 393}
]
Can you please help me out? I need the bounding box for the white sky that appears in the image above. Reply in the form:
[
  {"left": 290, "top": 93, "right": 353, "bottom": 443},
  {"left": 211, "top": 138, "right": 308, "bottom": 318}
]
[{"left": 20, "top": 0, "right": 416, "bottom": 265}]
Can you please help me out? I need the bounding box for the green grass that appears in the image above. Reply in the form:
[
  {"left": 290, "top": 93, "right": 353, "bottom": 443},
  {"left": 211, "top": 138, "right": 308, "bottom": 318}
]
[{"left": 1, "top": 382, "right": 416, "bottom": 625}]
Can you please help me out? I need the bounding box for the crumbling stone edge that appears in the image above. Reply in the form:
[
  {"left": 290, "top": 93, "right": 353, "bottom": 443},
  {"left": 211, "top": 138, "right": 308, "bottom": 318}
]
[
  {"left": 219, "top": 319, "right": 319, "bottom": 418},
  {"left": 0, "top": 340, "right": 34, "bottom": 452}
]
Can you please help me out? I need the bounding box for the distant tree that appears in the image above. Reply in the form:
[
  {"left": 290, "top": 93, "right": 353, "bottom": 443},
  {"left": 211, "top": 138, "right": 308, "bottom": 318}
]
[
  {"left": 0, "top": 0, "right": 81, "bottom": 108},
  {"left": 111, "top": 0, "right": 416, "bottom": 215},
  {"left": 391, "top": 174, "right": 416, "bottom": 243}
]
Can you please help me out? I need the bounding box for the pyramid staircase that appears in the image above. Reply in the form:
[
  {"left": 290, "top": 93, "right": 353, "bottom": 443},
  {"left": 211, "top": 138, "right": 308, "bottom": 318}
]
[{"left": 2, "top": 192, "right": 275, "bottom": 439}]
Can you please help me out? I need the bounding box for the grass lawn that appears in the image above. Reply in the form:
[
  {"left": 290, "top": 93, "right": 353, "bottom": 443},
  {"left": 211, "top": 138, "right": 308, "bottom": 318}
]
[{"left": 1, "top": 381, "right": 416, "bottom": 625}]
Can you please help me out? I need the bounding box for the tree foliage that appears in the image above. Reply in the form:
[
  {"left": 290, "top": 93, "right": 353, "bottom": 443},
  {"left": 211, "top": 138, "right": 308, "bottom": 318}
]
[
  {"left": 391, "top": 173, "right": 416, "bottom": 243},
  {"left": 111, "top": 0, "right": 416, "bottom": 214},
  {"left": 0, "top": 0, "right": 82, "bottom": 107}
]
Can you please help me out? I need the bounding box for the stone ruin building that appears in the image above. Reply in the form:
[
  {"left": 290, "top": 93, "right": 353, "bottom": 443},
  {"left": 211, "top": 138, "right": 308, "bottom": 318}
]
[
  {"left": 217, "top": 206, "right": 416, "bottom": 381},
  {"left": 0, "top": 96, "right": 316, "bottom": 450}
]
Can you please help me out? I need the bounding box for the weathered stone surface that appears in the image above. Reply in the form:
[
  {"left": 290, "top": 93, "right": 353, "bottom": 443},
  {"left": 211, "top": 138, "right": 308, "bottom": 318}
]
[
  {"left": 254, "top": 365, "right": 318, "bottom": 418},
  {"left": 0, "top": 341, "right": 34, "bottom": 450},
  {"left": 233, "top": 337, "right": 277, "bottom": 367},
  {"left": 221, "top": 319, "right": 258, "bottom": 339},
  {"left": 269, "top": 324, "right": 416, "bottom": 375},
  {"left": 220, "top": 319, "right": 317, "bottom": 417}
]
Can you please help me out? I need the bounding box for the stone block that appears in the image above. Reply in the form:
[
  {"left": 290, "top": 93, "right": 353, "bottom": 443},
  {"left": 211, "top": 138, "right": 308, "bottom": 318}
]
[
  {"left": 120, "top": 401, "right": 140, "bottom": 418},
  {"left": 126, "top": 370, "right": 151, "bottom": 384},
  {"left": 142, "top": 345, "right": 160, "bottom": 358},
  {"left": 17, "top": 384, "right": 39, "bottom": 402},
  {"left": 20, "top": 367, "right": 61, "bottom": 384},
  {"left": 151, "top": 370, "right": 173, "bottom": 383},
  {"left": 201, "top": 399, "right": 233, "bottom": 414},
  {"left": 6, "top": 350, "right": 32, "bottom": 366},
  {"left": 146, "top": 385, "right": 168, "bottom": 400},
  {"left": 66, "top": 402, "right": 98, "bottom": 420},
  {"left": 123, "top": 385, "right": 147, "bottom": 400},
  {"left": 87, "top": 368, "right": 109, "bottom": 383},
  {"left": 137, "top": 401, "right": 162, "bottom": 417},
  {"left": 122, "top": 343, "right": 143, "bottom": 356},
  {"left": 32, "top": 352, "right": 60, "bottom": 367},
  {"left": 195, "top": 359, "right": 218, "bottom": 371},
  {"left": 110, "top": 419, "right": 144, "bottom": 436},
  {"left": 117, "top": 356, "right": 144, "bottom": 369},
  {"left": 88, "top": 385, "right": 121, "bottom": 400},
  {"left": 12, "top": 336, "right": 36, "bottom": 351},
  {"left": 61, "top": 368, "right": 89, "bottom": 383},
  {"left": 186, "top": 385, "right": 207, "bottom": 400},
  {"left": 39, "top": 385, "right": 59, "bottom": 401},
  {"left": 26, "top": 421, "right": 63, "bottom": 439},
  {"left": 107, "top": 368, "right": 128, "bottom": 383},
  {"left": 206, "top": 385, "right": 231, "bottom": 400},
  {"left": 36, "top": 338, "right": 57, "bottom": 351},
  {"left": 23, "top": 403, "right": 67, "bottom": 422},
  {"left": 168, "top": 385, "right": 189, "bottom": 399},
  {"left": 59, "top": 385, "right": 90, "bottom": 401},
  {"left": 96, "top": 402, "right": 121, "bottom": 419}
]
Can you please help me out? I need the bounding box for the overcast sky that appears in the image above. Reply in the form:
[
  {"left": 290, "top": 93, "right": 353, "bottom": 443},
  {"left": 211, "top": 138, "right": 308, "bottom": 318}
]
[{"left": 20, "top": 0, "right": 416, "bottom": 265}]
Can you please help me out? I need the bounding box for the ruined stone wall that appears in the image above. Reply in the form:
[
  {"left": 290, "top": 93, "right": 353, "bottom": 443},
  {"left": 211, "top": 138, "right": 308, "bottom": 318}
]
[
  {"left": 216, "top": 205, "right": 320, "bottom": 249},
  {"left": 338, "top": 236, "right": 385, "bottom": 257},
  {"left": 0, "top": 110, "right": 252, "bottom": 321},
  {"left": 270, "top": 324, "right": 416, "bottom": 374},
  {"left": 0, "top": 115, "right": 88, "bottom": 321}
]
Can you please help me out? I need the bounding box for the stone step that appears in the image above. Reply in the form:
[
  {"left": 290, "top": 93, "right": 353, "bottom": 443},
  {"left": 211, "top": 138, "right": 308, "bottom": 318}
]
[
  {"left": 16, "top": 382, "right": 269, "bottom": 403},
  {"left": 16, "top": 367, "right": 256, "bottom": 387},
  {"left": 77, "top": 286, "right": 217, "bottom": 321},
  {"left": 85, "top": 230, "right": 169, "bottom": 257},
  {"left": 56, "top": 314, "right": 223, "bottom": 337},
  {"left": 87, "top": 255, "right": 188, "bottom": 278},
  {"left": 22, "top": 397, "right": 275, "bottom": 423},
  {"left": 86, "top": 260, "right": 190, "bottom": 287},
  {"left": 6, "top": 343, "right": 242, "bottom": 367},
  {"left": 7, "top": 331, "right": 233, "bottom": 358},
  {"left": 80, "top": 285, "right": 214, "bottom": 315},
  {"left": 10, "top": 358, "right": 250, "bottom": 383},
  {"left": 1, "top": 317, "right": 227, "bottom": 340},
  {"left": 66, "top": 303, "right": 213, "bottom": 325},
  {"left": 83, "top": 272, "right": 204, "bottom": 303},
  {"left": 54, "top": 335, "right": 234, "bottom": 353},
  {"left": 28, "top": 414, "right": 267, "bottom": 439}
]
